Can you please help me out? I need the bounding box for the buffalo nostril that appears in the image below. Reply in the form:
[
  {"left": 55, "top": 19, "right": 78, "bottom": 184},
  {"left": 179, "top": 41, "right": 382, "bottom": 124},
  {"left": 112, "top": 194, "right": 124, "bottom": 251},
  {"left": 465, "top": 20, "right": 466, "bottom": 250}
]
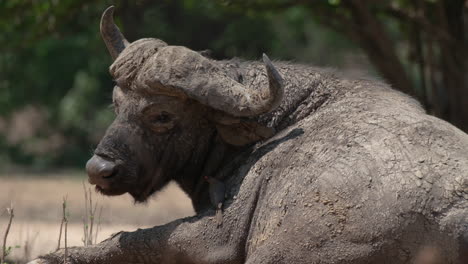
[{"left": 86, "top": 155, "right": 117, "bottom": 184}]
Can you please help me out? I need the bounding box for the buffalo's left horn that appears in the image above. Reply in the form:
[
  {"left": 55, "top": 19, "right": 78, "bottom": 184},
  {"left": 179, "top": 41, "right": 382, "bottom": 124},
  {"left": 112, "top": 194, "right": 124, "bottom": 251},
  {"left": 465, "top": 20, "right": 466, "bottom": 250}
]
[
  {"left": 135, "top": 46, "right": 284, "bottom": 117},
  {"left": 100, "top": 6, "right": 129, "bottom": 60}
]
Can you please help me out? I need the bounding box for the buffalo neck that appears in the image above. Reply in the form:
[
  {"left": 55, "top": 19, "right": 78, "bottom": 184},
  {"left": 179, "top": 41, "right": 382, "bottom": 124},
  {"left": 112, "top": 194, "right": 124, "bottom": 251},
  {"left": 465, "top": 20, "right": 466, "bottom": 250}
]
[{"left": 174, "top": 132, "right": 236, "bottom": 212}]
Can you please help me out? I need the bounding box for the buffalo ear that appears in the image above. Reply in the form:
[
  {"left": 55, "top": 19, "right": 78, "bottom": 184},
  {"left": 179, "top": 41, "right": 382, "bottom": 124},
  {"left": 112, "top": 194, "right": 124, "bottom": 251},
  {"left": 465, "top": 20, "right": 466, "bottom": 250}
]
[{"left": 215, "top": 120, "right": 275, "bottom": 146}]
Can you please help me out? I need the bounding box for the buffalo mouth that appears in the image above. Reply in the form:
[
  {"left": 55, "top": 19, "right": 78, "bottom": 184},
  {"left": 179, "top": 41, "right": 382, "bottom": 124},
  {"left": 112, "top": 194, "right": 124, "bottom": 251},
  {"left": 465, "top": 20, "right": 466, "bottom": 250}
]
[
  {"left": 88, "top": 157, "right": 165, "bottom": 203},
  {"left": 95, "top": 184, "right": 127, "bottom": 196},
  {"left": 92, "top": 170, "right": 128, "bottom": 196}
]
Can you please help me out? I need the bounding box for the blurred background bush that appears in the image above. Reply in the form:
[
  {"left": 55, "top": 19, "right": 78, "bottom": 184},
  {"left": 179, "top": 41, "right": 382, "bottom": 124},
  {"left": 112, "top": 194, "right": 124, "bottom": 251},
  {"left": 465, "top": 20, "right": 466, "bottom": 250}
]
[{"left": 0, "top": 0, "right": 467, "bottom": 171}]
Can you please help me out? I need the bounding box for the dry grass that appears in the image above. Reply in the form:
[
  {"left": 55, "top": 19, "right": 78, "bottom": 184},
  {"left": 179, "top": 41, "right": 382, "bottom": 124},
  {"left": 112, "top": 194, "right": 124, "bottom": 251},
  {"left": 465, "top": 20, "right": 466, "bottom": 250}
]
[{"left": 0, "top": 172, "right": 194, "bottom": 263}]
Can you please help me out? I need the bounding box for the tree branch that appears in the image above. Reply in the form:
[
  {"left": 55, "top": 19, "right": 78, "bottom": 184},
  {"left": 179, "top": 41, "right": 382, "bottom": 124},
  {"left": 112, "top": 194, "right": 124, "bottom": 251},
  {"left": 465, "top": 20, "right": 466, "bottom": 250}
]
[{"left": 386, "top": 7, "right": 454, "bottom": 41}]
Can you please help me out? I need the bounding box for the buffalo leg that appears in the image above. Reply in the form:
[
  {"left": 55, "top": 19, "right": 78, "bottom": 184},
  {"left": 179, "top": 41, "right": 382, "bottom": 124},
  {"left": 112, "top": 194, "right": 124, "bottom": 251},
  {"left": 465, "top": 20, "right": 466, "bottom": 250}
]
[{"left": 29, "top": 211, "right": 247, "bottom": 264}]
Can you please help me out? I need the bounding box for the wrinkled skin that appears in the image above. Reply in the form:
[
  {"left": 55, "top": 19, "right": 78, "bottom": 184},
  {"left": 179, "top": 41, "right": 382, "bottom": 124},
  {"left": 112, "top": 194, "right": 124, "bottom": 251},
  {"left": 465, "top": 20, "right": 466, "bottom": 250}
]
[{"left": 29, "top": 7, "right": 468, "bottom": 264}]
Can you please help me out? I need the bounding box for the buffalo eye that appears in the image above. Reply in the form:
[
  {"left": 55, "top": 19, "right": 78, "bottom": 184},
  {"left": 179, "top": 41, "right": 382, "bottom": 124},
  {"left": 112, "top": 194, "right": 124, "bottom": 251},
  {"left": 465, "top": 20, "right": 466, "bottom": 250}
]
[
  {"left": 151, "top": 111, "right": 171, "bottom": 124},
  {"left": 145, "top": 110, "right": 176, "bottom": 133}
]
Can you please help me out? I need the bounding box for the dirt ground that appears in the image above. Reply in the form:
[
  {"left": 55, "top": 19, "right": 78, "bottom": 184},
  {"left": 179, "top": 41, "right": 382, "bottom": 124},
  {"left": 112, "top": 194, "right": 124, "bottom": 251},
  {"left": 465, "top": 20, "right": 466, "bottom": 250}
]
[{"left": 0, "top": 172, "right": 194, "bottom": 263}]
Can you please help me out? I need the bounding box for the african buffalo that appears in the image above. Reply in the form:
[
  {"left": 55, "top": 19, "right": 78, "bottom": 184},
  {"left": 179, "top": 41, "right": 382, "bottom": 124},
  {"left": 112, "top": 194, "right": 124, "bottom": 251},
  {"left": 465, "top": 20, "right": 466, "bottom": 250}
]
[{"left": 30, "top": 6, "right": 468, "bottom": 264}]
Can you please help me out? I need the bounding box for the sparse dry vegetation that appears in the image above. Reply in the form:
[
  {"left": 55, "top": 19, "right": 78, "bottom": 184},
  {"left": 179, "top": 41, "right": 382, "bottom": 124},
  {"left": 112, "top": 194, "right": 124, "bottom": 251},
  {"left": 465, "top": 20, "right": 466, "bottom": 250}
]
[
  {"left": 1, "top": 204, "right": 14, "bottom": 264},
  {"left": 0, "top": 173, "right": 194, "bottom": 263},
  {"left": 81, "top": 183, "right": 100, "bottom": 247},
  {"left": 56, "top": 196, "right": 68, "bottom": 264}
]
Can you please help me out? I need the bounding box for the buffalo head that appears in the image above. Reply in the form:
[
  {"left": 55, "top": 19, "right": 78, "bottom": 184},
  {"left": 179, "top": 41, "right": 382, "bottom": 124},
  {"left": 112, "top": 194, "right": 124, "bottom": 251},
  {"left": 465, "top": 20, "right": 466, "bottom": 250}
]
[{"left": 86, "top": 6, "right": 283, "bottom": 202}]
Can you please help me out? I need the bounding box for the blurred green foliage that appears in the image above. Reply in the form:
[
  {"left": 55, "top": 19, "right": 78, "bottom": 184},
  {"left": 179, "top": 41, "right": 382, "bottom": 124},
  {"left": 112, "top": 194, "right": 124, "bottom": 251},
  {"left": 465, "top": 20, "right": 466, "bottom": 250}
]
[
  {"left": 0, "top": 0, "right": 465, "bottom": 170},
  {"left": 0, "top": 0, "right": 360, "bottom": 169}
]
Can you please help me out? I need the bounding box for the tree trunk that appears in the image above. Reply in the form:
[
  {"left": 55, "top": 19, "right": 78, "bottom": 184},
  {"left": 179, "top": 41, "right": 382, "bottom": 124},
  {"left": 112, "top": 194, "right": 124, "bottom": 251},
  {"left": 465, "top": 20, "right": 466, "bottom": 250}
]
[
  {"left": 438, "top": 0, "right": 468, "bottom": 131},
  {"left": 344, "top": 0, "right": 415, "bottom": 97}
]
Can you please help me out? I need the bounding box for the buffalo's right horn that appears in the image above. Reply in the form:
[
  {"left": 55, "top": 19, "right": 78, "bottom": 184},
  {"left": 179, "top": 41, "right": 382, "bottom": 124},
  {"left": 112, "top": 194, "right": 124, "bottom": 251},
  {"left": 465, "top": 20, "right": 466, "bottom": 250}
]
[
  {"left": 261, "top": 53, "right": 284, "bottom": 113},
  {"left": 100, "top": 6, "right": 129, "bottom": 60},
  {"left": 223, "top": 54, "right": 284, "bottom": 116}
]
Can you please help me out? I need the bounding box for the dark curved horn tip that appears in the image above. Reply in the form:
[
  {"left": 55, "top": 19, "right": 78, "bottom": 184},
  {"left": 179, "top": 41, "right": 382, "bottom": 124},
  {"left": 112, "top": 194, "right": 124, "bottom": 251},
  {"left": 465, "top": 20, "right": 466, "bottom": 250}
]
[
  {"left": 102, "top": 6, "right": 115, "bottom": 17},
  {"left": 101, "top": 6, "right": 116, "bottom": 28},
  {"left": 100, "top": 5, "right": 128, "bottom": 60},
  {"left": 262, "top": 53, "right": 283, "bottom": 85}
]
